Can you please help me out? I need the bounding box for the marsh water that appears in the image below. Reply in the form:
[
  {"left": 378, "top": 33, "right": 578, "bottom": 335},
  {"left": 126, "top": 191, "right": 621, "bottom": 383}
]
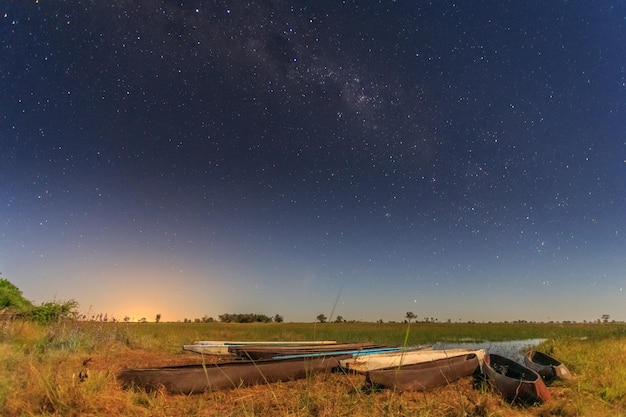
[{"left": 431, "top": 338, "right": 546, "bottom": 362}]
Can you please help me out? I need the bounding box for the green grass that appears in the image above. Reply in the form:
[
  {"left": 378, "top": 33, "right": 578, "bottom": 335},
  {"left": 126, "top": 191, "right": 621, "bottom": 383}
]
[
  {"left": 87, "top": 320, "right": 626, "bottom": 348},
  {"left": 1, "top": 319, "right": 625, "bottom": 416}
]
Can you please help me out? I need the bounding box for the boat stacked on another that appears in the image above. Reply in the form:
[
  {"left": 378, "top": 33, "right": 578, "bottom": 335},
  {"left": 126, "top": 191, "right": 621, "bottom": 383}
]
[
  {"left": 340, "top": 347, "right": 484, "bottom": 374},
  {"left": 183, "top": 340, "right": 337, "bottom": 356},
  {"left": 228, "top": 342, "right": 384, "bottom": 360}
]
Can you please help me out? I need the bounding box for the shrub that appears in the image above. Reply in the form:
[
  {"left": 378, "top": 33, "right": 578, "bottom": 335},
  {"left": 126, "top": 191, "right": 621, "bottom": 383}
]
[
  {"left": 0, "top": 278, "right": 33, "bottom": 312},
  {"left": 29, "top": 300, "right": 79, "bottom": 325}
]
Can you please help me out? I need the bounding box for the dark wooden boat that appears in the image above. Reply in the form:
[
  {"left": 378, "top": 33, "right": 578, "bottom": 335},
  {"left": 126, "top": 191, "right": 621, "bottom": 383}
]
[
  {"left": 524, "top": 350, "right": 573, "bottom": 381},
  {"left": 228, "top": 342, "right": 382, "bottom": 360},
  {"left": 364, "top": 352, "right": 481, "bottom": 392},
  {"left": 484, "top": 353, "right": 551, "bottom": 403},
  {"left": 117, "top": 355, "right": 349, "bottom": 394}
]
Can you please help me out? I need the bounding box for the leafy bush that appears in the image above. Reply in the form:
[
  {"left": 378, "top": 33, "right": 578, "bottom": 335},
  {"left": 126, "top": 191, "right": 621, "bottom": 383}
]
[
  {"left": 28, "top": 300, "right": 79, "bottom": 325},
  {"left": 0, "top": 278, "right": 33, "bottom": 312},
  {"left": 0, "top": 278, "right": 78, "bottom": 325}
]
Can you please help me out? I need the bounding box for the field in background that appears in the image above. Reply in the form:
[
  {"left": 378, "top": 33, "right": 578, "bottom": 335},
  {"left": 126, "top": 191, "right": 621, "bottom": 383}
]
[{"left": 1, "top": 320, "right": 625, "bottom": 416}]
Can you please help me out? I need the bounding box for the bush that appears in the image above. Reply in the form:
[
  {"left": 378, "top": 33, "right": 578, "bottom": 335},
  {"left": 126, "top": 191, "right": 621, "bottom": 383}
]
[
  {"left": 0, "top": 278, "right": 33, "bottom": 312},
  {"left": 0, "top": 277, "right": 78, "bottom": 325},
  {"left": 28, "top": 300, "right": 79, "bottom": 325}
]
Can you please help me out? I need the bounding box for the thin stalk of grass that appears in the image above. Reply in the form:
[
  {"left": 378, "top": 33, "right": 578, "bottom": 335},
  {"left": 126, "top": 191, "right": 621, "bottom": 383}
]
[
  {"left": 401, "top": 321, "right": 411, "bottom": 348},
  {"left": 328, "top": 284, "right": 344, "bottom": 324}
]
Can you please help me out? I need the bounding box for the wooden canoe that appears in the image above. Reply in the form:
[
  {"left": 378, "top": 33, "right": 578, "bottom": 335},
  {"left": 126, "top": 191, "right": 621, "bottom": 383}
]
[
  {"left": 117, "top": 355, "right": 349, "bottom": 394},
  {"left": 524, "top": 350, "right": 573, "bottom": 381},
  {"left": 273, "top": 346, "right": 423, "bottom": 361},
  {"left": 483, "top": 353, "right": 551, "bottom": 403},
  {"left": 340, "top": 348, "right": 484, "bottom": 373},
  {"left": 365, "top": 352, "right": 481, "bottom": 392},
  {"left": 192, "top": 340, "right": 337, "bottom": 345},
  {"left": 228, "top": 342, "right": 383, "bottom": 360},
  {"left": 183, "top": 340, "right": 337, "bottom": 355}
]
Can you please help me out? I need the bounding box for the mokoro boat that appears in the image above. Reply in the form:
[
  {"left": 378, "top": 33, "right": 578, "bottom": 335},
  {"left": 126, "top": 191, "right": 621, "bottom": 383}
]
[
  {"left": 273, "top": 346, "right": 417, "bottom": 360},
  {"left": 117, "top": 355, "right": 349, "bottom": 394},
  {"left": 229, "top": 342, "right": 383, "bottom": 360},
  {"left": 193, "top": 340, "right": 337, "bottom": 345},
  {"left": 341, "top": 348, "right": 484, "bottom": 373},
  {"left": 365, "top": 352, "right": 481, "bottom": 392},
  {"left": 483, "top": 353, "right": 551, "bottom": 403},
  {"left": 524, "top": 350, "right": 573, "bottom": 381},
  {"left": 183, "top": 340, "right": 337, "bottom": 355}
]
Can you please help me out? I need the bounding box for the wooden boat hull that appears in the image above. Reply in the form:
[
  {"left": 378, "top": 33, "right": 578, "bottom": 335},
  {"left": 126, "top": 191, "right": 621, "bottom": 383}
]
[
  {"left": 524, "top": 350, "right": 573, "bottom": 381},
  {"left": 117, "top": 355, "right": 348, "bottom": 394},
  {"left": 365, "top": 353, "right": 481, "bottom": 392},
  {"left": 341, "top": 348, "right": 484, "bottom": 373},
  {"left": 484, "top": 353, "right": 551, "bottom": 403},
  {"left": 229, "top": 342, "right": 382, "bottom": 360},
  {"left": 183, "top": 340, "right": 337, "bottom": 356}
]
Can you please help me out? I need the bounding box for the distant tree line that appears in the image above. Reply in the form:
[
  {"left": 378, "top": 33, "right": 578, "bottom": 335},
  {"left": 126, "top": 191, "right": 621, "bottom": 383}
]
[
  {"left": 214, "top": 313, "right": 283, "bottom": 323},
  {"left": 182, "top": 316, "right": 215, "bottom": 323},
  {"left": 2, "top": 275, "right": 618, "bottom": 325}
]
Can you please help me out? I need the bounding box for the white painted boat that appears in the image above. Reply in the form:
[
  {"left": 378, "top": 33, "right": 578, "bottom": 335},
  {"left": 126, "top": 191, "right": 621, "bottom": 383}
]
[
  {"left": 183, "top": 340, "right": 337, "bottom": 355},
  {"left": 183, "top": 344, "right": 232, "bottom": 355},
  {"left": 340, "top": 348, "right": 485, "bottom": 373},
  {"left": 193, "top": 340, "right": 337, "bottom": 346}
]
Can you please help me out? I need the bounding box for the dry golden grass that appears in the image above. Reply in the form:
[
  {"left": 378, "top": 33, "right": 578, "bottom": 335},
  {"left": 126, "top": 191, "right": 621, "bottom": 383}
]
[{"left": 1, "top": 320, "right": 625, "bottom": 416}]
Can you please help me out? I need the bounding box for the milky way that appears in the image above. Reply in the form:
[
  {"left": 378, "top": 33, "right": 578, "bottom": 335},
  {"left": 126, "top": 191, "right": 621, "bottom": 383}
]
[{"left": 1, "top": 1, "right": 625, "bottom": 322}]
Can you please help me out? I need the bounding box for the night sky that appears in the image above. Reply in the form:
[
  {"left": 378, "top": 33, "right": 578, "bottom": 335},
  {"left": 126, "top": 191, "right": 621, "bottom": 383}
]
[{"left": 2, "top": 1, "right": 625, "bottom": 323}]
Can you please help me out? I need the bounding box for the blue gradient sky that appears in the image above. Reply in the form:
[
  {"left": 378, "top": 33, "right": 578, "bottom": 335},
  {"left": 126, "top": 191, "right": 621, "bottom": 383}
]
[{"left": 1, "top": 1, "right": 625, "bottom": 323}]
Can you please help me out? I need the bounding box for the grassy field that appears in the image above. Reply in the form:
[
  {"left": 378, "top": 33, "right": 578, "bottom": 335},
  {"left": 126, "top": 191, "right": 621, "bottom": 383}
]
[{"left": 1, "top": 320, "right": 625, "bottom": 416}]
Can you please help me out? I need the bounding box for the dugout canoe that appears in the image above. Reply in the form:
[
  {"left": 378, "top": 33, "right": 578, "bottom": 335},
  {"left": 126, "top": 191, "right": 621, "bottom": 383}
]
[
  {"left": 183, "top": 340, "right": 337, "bottom": 355},
  {"left": 193, "top": 340, "right": 337, "bottom": 345},
  {"left": 523, "top": 350, "right": 573, "bottom": 381},
  {"left": 117, "top": 355, "right": 348, "bottom": 394},
  {"left": 340, "top": 348, "right": 484, "bottom": 373},
  {"left": 228, "top": 342, "right": 382, "bottom": 360},
  {"left": 483, "top": 353, "right": 551, "bottom": 403},
  {"left": 364, "top": 352, "right": 481, "bottom": 392},
  {"left": 274, "top": 345, "right": 429, "bottom": 360}
]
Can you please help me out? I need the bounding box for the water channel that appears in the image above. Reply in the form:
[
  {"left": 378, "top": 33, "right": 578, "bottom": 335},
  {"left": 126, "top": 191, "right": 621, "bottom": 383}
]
[{"left": 431, "top": 338, "right": 547, "bottom": 362}]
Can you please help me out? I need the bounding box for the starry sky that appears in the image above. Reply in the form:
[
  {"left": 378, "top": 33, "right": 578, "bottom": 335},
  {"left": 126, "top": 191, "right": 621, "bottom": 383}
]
[{"left": 1, "top": 1, "right": 625, "bottom": 323}]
